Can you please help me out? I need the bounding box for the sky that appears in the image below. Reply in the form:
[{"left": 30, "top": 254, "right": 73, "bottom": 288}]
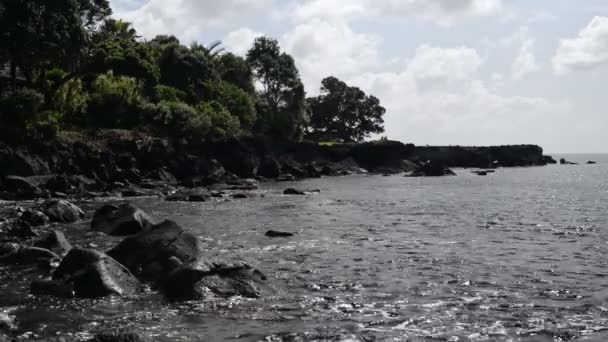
[{"left": 109, "top": 0, "right": 608, "bottom": 153}]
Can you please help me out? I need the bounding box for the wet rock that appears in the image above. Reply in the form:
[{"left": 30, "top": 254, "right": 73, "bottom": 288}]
[
  {"left": 91, "top": 204, "right": 154, "bottom": 236},
  {"left": 305, "top": 163, "right": 322, "bottom": 178},
  {"left": 282, "top": 163, "right": 306, "bottom": 178},
  {"left": 265, "top": 230, "right": 294, "bottom": 237},
  {"left": 283, "top": 188, "right": 306, "bottom": 195},
  {"left": 231, "top": 193, "right": 248, "bottom": 199},
  {"left": 89, "top": 331, "right": 147, "bottom": 342},
  {"left": 587, "top": 161, "right": 597, "bottom": 165},
  {"left": 407, "top": 162, "right": 456, "bottom": 177},
  {"left": 41, "top": 200, "right": 85, "bottom": 223},
  {"left": 34, "top": 230, "right": 72, "bottom": 256},
  {"left": 321, "top": 165, "right": 335, "bottom": 176},
  {"left": 276, "top": 173, "right": 296, "bottom": 182},
  {"left": 166, "top": 189, "right": 211, "bottom": 202},
  {"left": 0, "top": 244, "right": 59, "bottom": 265},
  {"left": 6, "top": 221, "right": 38, "bottom": 239},
  {"left": 108, "top": 220, "right": 201, "bottom": 283},
  {"left": 162, "top": 261, "right": 267, "bottom": 301},
  {"left": 559, "top": 158, "right": 578, "bottom": 165},
  {"left": 39, "top": 248, "right": 142, "bottom": 298},
  {"left": 0, "top": 176, "right": 46, "bottom": 200},
  {"left": 258, "top": 156, "right": 281, "bottom": 179},
  {"left": 475, "top": 171, "right": 488, "bottom": 176},
  {"left": 19, "top": 209, "right": 49, "bottom": 227}
]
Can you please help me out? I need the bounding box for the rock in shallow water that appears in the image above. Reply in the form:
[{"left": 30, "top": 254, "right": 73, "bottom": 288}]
[
  {"left": 32, "top": 248, "right": 142, "bottom": 298},
  {"left": 107, "top": 220, "right": 201, "bottom": 283},
  {"left": 34, "top": 230, "right": 72, "bottom": 256},
  {"left": 19, "top": 209, "right": 49, "bottom": 227},
  {"left": 0, "top": 176, "right": 46, "bottom": 200},
  {"left": 283, "top": 188, "right": 306, "bottom": 195},
  {"left": 265, "top": 230, "right": 294, "bottom": 237},
  {"left": 0, "top": 243, "right": 59, "bottom": 265},
  {"left": 91, "top": 203, "right": 154, "bottom": 236},
  {"left": 41, "top": 200, "right": 85, "bottom": 223}
]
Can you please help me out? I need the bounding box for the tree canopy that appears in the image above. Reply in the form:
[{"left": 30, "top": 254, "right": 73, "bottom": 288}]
[
  {"left": 307, "top": 76, "right": 385, "bottom": 142},
  {"left": 0, "top": 1, "right": 387, "bottom": 145}
]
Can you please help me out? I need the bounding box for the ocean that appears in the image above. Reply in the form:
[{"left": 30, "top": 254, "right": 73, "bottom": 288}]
[{"left": 2, "top": 156, "right": 608, "bottom": 341}]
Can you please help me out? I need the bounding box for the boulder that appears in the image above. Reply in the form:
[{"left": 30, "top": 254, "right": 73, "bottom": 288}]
[
  {"left": 162, "top": 261, "right": 267, "bottom": 301},
  {"left": 19, "top": 209, "right": 49, "bottom": 227},
  {"left": 407, "top": 162, "right": 456, "bottom": 177},
  {"left": 41, "top": 200, "right": 85, "bottom": 223},
  {"left": 34, "top": 230, "right": 72, "bottom": 256},
  {"left": 587, "top": 161, "right": 597, "bottom": 165},
  {"left": 0, "top": 243, "right": 59, "bottom": 265},
  {"left": 6, "top": 221, "right": 38, "bottom": 238},
  {"left": 33, "top": 248, "right": 142, "bottom": 298},
  {"left": 91, "top": 204, "right": 154, "bottom": 236},
  {"left": 107, "top": 220, "right": 201, "bottom": 283},
  {"left": 166, "top": 189, "right": 211, "bottom": 202},
  {"left": 1, "top": 176, "right": 46, "bottom": 200},
  {"left": 258, "top": 156, "right": 281, "bottom": 179},
  {"left": 305, "top": 164, "right": 322, "bottom": 178},
  {"left": 265, "top": 230, "right": 294, "bottom": 237},
  {"left": 283, "top": 188, "right": 306, "bottom": 195}
]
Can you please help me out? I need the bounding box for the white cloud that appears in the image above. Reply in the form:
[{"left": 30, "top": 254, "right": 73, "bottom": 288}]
[
  {"left": 112, "top": 0, "right": 273, "bottom": 42},
  {"left": 289, "top": 0, "right": 503, "bottom": 25},
  {"left": 223, "top": 28, "right": 262, "bottom": 56},
  {"left": 282, "top": 19, "right": 380, "bottom": 94},
  {"left": 553, "top": 16, "right": 608, "bottom": 75},
  {"left": 512, "top": 39, "right": 539, "bottom": 80},
  {"left": 347, "top": 45, "right": 568, "bottom": 146}
]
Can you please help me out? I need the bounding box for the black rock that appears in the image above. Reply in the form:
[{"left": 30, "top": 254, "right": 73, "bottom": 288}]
[
  {"left": 407, "top": 162, "right": 456, "bottom": 177},
  {"left": 1, "top": 176, "right": 46, "bottom": 200},
  {"left": 0, "top": 244, "right": 59, "bottom": 265},
  {"left": 107, "top": 220, "right": 201, "bottom": 283},
  {"left": 559, "top": 158, "right": 578, "bottom": 165},
  {"left": 162, "top": 261, "right": 267, "bottom": 301},
  {"left": 35, "top": 248, "right": 142, "bottom": 298},
  {"left": 283, "top": 188, "right": 306, "bottom": 195},
  {"left": 258, "top": 156, "right": 281, "bottom": 179},
  {"left": 41, "top": 200, "right": 85, "bottom": 223},
  {"left": 19, "top": 209, "right": 49, "bottom": 227},
  {"left": 276, "top": 173, "right": 296, "bottom": 182},
  {"left": 91, "top": 204, "right": 154, "bottom": 236},
  {"left": 34, "top": 230, "right": 72, "bottom": 256},
  {"left": 6, "top": 221, "right": 38, "bottom": 239},
  {"left": 231, "top": 193, "right": 248, "bottom": 199},
  {"left": 89, "top": 331, "right": 147, "bottom": 342},
  {"left": 166, "top": 189, "right": 211, "bottom": 202},
  {"left": 587, "top": 161, "right": 597, "bottom": 165},
  {"left": 265, "top": 230, "right": 294, "bottom": 237}
]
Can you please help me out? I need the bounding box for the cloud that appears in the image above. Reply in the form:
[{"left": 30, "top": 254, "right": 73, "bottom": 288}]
[
  {"left": 111, "top": 0, "right": 273, "bottom": 42},
  {"left": 553, "top": 16, "right": 608, "bottom": 75},
  {"left": 223, "top": 28, "right": 262, "bottom": 56},
  {"left": 347, "top": 45, "right": 568, "bottom": 146},
  {"left": 281, "top": 19, "right": 380, "bottom": 94},
  {"left": 289, "top": 0, "right": 503, "bottom": 25},
  {"left": 512, "top": 39, "right": 539, "bottom": 80}
]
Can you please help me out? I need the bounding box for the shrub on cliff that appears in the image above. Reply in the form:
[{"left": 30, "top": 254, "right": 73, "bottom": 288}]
[
  {"left": 52, "top": 78, "right": 89, "bottom": 128},
  {"left": 203, "top": 81, "right": 256, "bottom": 132},
  {"left": 142, "top": 101, "right": 211, "bottom": 140},
  {"left": 196, "top": 101, "right": 240, "bottom": 140},
  {"left": 87, "top": 72, "right": 142, "bottom": 129}
]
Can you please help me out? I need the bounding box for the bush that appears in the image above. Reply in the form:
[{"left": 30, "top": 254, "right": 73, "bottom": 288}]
[
  {"left": 153, "top": 85, "right": 187, "bottom": 103},
  {"left": 142, "top": 101, "right": 211, "bottom": 140},
  {"left": 0, "top": 88, "right": 45, "bottom": 129},
  {"left": 87, "top": 71, "right": 142, "bottom": 128},
  {"left": 52, "top": 78, "right": 88, "bottom": 127},
  {"left": 203, "top": 81, "right": 255, "bottom": 132},
  {"left": 196, "top": 101, "right": 240, "bottom": 140}
]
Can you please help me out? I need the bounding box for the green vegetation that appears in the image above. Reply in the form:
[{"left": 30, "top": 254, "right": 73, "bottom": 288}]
[{"left": 0, "top": 1, "right": 386, "bottom": 143}]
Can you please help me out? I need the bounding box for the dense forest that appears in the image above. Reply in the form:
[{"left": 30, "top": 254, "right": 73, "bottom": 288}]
[{"left": 0, "top": 0, "right": 386, "bottom": 144}]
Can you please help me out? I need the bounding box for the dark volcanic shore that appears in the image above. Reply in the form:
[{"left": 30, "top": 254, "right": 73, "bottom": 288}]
[{"left": 0, "top": 130, "right": 554, "bottom": 193}]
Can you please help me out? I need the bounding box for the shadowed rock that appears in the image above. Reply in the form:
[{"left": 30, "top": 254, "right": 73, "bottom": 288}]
[
  {"left": 1, "top": 176, "right": 46, "bottom": 200},
  {"left": 283, "top": 188, "right": 306, "bottom": 195},
  {"left": 19, "top": 209, "right": 49, "bottom": 227},
  {"left": 0, "top": 243, "right": 59, "bottom": 265},
  {"left": 6, "top": 221, "right": 37, "bottom": 239},
  {"left": 34, "top": 230, "right": 72, "bottom": 256},
  {"left": 32, "top": 248, "right": 142, "bottom": 298},
  {"left": 265, "top": 230, "right": 294, "bottom": 238},
  {"left": 162, "top": 261, "right": 267, "bottom": 301},
  {"left": 107, "top": 220, "right": 201, "bottom": 283},
  {"left": 91, "top": 204, "right": 154, "bottom": 236},
  {"left": 41, "top": 200, "right": 85, "bottom": 223},
  {"left": 406, "top": 162, "right": 456, "bottom": 177}
]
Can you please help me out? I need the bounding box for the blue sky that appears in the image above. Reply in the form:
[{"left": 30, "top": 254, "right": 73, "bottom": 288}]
[{"left": 110, "top": 0, "right": 608, "bottom": 153}]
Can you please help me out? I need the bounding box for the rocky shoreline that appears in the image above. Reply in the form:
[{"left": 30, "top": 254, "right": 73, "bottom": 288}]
[{"left": 0, "top": 130, "right": 558, "bottom": 340}]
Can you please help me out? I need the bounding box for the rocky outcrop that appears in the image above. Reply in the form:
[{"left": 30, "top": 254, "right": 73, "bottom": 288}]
[
  {"left": 283, "top": 188, "right": 306, "bottom": 195},
  {"left": 32, "top": 248, "right": 142, "bottom": 298},
  {"left": 107, "top": 220, "right": 201, "bottom": 283},
  {"left": 162, "top": 261, "right": 267, "bottom": 301},
  {"left": 560, "top": 158, "right": 578, "bottom": 165},
  {"left": 41, "top": 200, "right": 85, "bottom": 223},
  {"left": 407, "top": 162, "right": 456, "bottom": 177},
  {"left": 91, "top": 204, "right": 154, "bottom": 236},
  {"left": 0, "top": 176, "right": 46, "bottom": 200}
]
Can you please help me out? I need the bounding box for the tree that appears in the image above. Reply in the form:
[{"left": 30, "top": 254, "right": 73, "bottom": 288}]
[
  {"left": 0, "top": 0, "right": 111, "bottom": 89},
  {"left": 216, "top": 53, "right": 255, "bottom": 95},
  {"left": 203, "top": 81, "right": 256, "bottom": 132},
  {"left": 246, "top": 37, "right": 306, "bottom": 140},
  {"left": 307, "top": 76, "right": 385, "bottom": 142},
  {"left": 87, "top": 19, "right": 160, "bottom": 89}
]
